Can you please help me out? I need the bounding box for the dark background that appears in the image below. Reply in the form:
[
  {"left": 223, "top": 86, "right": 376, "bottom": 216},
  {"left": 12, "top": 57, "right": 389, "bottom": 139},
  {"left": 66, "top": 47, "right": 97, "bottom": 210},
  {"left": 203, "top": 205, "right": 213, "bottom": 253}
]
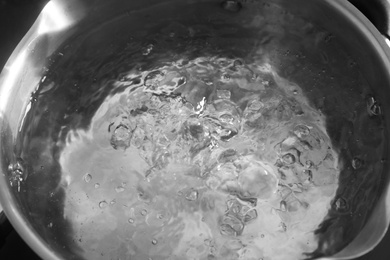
[{"left": 0, "top": 0, "right": 389, "bottom": 259}]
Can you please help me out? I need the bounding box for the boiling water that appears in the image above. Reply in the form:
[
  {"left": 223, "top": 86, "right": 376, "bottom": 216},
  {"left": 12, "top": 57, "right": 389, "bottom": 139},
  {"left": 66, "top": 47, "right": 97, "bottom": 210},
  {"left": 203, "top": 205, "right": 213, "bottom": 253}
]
[
  {"left": 60, "top": 56, "right": 338, "bottom": 260},
  {"left": 13, "top": 1, "right": 386, "bottom": 260}
]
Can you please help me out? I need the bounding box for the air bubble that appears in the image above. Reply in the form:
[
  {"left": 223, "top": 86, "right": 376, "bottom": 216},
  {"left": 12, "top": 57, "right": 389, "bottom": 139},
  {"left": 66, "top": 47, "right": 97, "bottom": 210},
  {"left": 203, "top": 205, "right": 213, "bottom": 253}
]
[
  {"left": 185, "top": 189, "right": 199, "bottom": 201},
  {"left": 367, "top": 96, "right": 382, "bottom": 116},
  {"left": 219, "top": 128, "right": 237, "bottom": 141},
  {"left": 115, "top": 185, "right": 125, "bottom": 193},
  {"left": 141, "top": 209, "right": 148, "bottom": 216},
  {"left": 220, "top": 214, "right": 244, "bottom": 236},
  {"left": 221, "top": 74, "right": 231, "bottom": 81},
  {"left": 94, "top": 183, "right": 100, "bottom": 189},
  {"left": 99, "top": 201, "right": 108, "bottom": 209},
  {"left": 282, "top": 153, "right": 295, "bottom": 165},
  {"left": 152, "top": 239, "right": 158, "bottom": 245},
  {"left": 352, "top": 157, "right": 364, "bottom": 170},
  {"left": 334, "top": 197, "right": 349, "bottom": 213},
  {"left": 219, "top": 113, "right": 235, "bottom": 124},
  {"left": 227, "top": 199, "right": 242, "bottom": 214},
  {"left": 110, "top": 124, "right": 132, "bottom": 150},
  {"left": 305, "top": 160, "right": 314, "bottom": 169},
  {"left": 83, "top": 173, "right": 92, "bottom": 183},
  {"left": 243, "top": 209, "right": 258, "bottom": 223},
  {"left": 177, "top": 77, "right": 187, "bottom": 88},
  {"left": 220, "top": 223, "right": 238, "bottom": 236},
  {"left": 233, "top": 59, "right": 243, "bottom": 66},
  {"left": 218, "top": 149, "right": 237, "bottom": 163},
  {"left": 294, "top": 125, "right": 310, "bottom": 138},
  {"left": 128, "top": 218, "right": 134, "bottom": 224},
  {"left": 142, "top": 44, "right": 154, "bottom": 55},
  {"left": 217, "top": 89, "right": 231, "bottom": 99},
  {"left": 246, "top": 100, "right": 264, "bottom": 111}
]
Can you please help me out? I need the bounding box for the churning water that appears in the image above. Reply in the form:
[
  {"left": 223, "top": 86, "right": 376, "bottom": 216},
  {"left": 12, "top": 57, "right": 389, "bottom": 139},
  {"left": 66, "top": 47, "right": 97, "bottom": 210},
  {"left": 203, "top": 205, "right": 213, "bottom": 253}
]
[
  {"left": 13, "top": 1, "right": 386, "bottom": 260},
  {"left": 59, "top": 55, "right": 338, "bottom": 260}
]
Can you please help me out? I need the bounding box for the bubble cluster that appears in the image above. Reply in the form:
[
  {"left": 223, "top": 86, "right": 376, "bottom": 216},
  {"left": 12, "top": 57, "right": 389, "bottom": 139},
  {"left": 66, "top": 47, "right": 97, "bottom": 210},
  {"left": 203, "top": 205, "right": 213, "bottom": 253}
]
[
  {"left": 220, "top": 198, "right": 258, "bottom": 236},
  {"left": 8, "top": 159, "right": 26, "bottom": 192},
  {"left": 83, "top": 55, "right": 340, "bottom": 259},
  {"left": 62, "top": 52, "right": 340, "bottom": 260}
]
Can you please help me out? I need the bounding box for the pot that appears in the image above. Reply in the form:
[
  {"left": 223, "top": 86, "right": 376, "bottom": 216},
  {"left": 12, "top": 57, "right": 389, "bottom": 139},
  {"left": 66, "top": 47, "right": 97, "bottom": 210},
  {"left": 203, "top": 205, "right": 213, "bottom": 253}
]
[{"left": 0, "top": 0, "right": 390, "bottom": 259}]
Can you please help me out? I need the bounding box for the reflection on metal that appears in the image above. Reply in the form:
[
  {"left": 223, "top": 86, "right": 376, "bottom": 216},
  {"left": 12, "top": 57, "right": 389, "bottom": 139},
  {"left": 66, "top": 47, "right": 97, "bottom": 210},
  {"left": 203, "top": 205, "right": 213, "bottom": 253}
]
[
  {"left": 385, "top": 37, "right": 390, "bottom": 48},
  {"left": 37, "top": 1, "right": 74, "bottom": 35},
  {"left": 19, "top": 101, "right": 31, "bottom": 133},
  {"left": 0, "top": 50, "right": 27, "bottom": 112}
]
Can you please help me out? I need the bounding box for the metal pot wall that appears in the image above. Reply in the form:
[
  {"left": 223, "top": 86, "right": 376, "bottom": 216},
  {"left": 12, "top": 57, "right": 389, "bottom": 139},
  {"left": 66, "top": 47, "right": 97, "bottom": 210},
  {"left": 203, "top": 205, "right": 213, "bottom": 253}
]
[{"left": 0, "top": 0, "right": 390, "bottom": 259}]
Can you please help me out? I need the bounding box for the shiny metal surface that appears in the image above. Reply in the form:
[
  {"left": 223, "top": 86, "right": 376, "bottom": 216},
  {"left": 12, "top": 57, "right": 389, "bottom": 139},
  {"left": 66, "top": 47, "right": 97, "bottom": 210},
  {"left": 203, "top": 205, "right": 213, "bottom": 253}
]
[
  {"left": 0, "top": 0, "right": 390, "bottom": 260},
  {"left": 0, "top": 2, "right": 89, "bottom": 259},
  {"left": 348, "top": 0, "right": 390, "bottom": 40}
]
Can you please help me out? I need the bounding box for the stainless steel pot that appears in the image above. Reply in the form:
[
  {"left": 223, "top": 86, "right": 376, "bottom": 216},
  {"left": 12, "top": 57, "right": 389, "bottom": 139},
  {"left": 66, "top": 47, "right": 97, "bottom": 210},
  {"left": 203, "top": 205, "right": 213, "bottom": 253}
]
[{"left": 0, "top": 0, "right": 390, "bottom": 259}]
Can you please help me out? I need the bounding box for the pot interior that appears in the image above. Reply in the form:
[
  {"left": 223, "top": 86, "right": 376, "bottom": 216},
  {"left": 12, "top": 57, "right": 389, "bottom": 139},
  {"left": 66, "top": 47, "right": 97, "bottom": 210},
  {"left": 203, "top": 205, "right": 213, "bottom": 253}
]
[{"left": 1, "top": 0, "right": 389, "bottom": 259}]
